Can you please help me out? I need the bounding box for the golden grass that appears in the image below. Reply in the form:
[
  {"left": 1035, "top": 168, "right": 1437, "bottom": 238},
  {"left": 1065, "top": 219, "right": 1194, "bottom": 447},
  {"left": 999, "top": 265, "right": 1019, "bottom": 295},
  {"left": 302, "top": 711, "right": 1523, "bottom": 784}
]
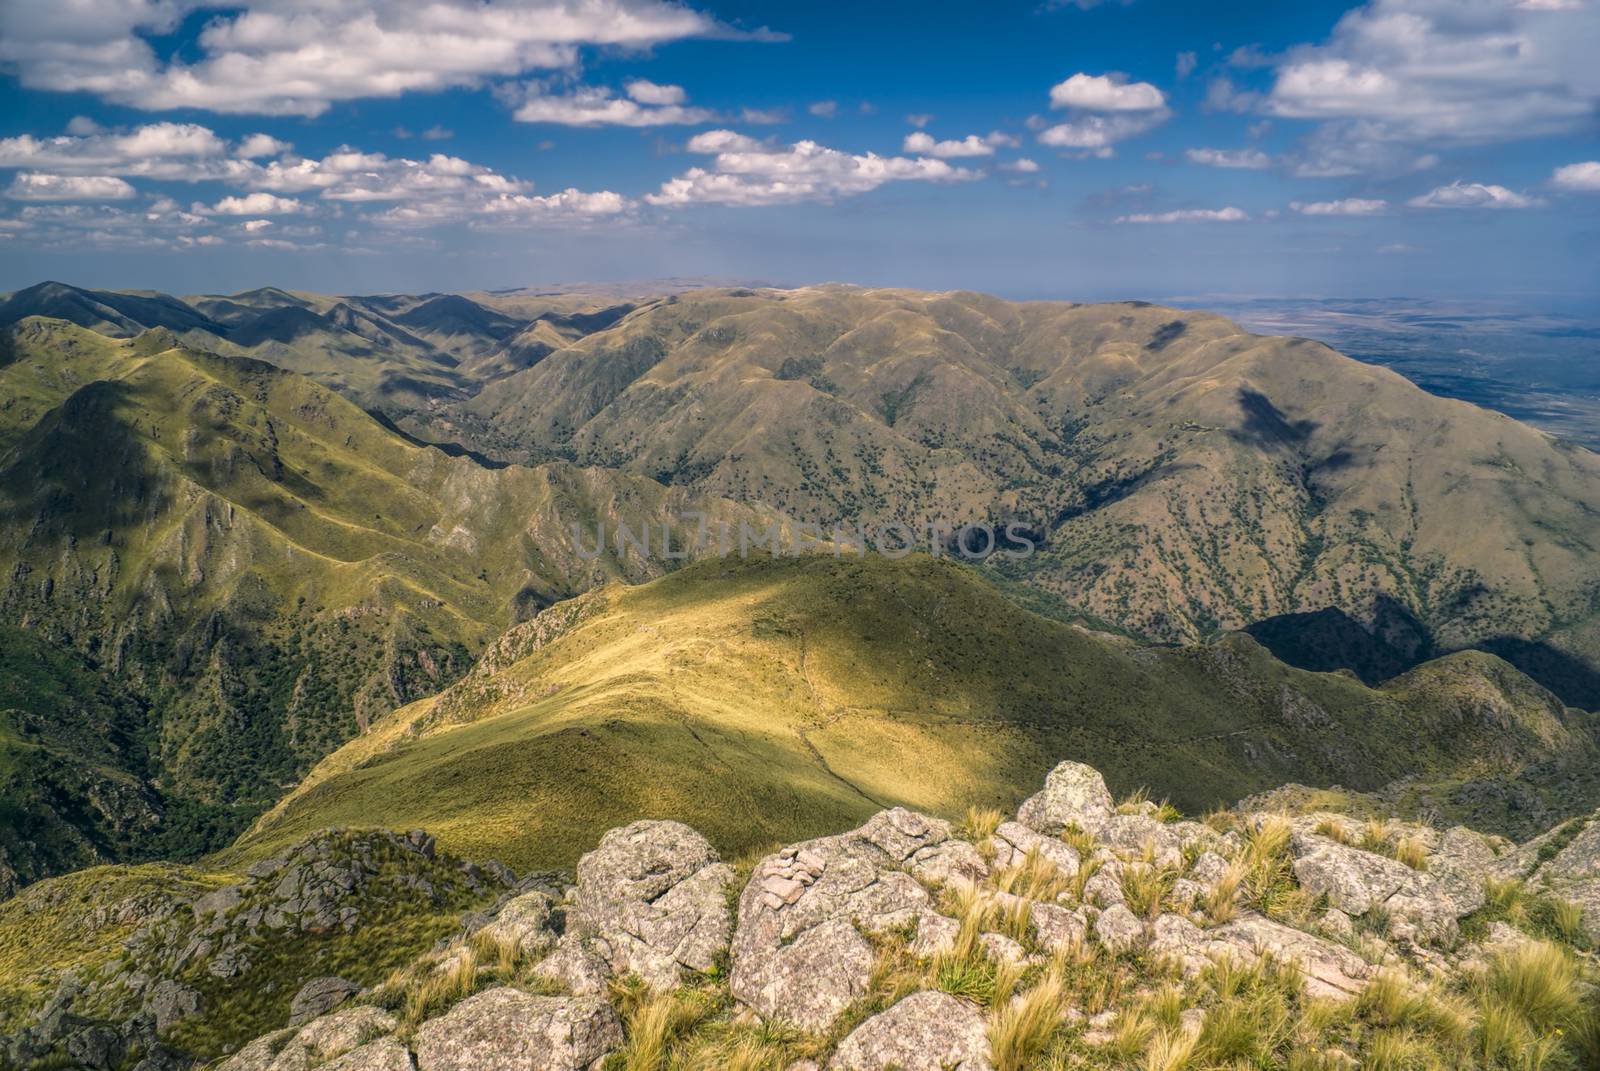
[{"left": 988, "top": 974, "right": 1064, "bottom": 1071}]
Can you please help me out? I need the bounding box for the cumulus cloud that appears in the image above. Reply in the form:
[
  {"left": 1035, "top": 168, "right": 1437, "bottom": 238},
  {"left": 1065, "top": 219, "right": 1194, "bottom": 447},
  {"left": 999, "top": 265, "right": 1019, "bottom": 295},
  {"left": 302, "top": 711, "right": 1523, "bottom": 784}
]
[
  {"left": 902, "top": 131, "right": 1015, "bottom": 158},
  {"left": 0, "top": 123, "right": 238, "bottom": 179},
  {"left": 1552, "top": 161, "right": 1600, "bottom": 191},
  {"left": 236, "top": 133, "right": 292, "bottom": 159},
  {"left": 1407, "top": 181, "right": 1539, "bottom": 209},
  {"left": 625, "top": 79, "right": 686, "bottom": 106},
  {"left": 808, "top": 100, "right": 838, "bottom": 119},
  {"left": 1290, "top": 197, "right": 1388, "bottom": 215},
  {"left": 1037, "top": 72, "right": 1170, "bottom": 150},
  {"left": 1185, "top": 147, "right": 1271, "bottom": 169},
  {"left": 241, "top": 219, "right": 274, "bottom": 233},
  {"left": 1037, "top": 114, "right": 1165, "bottom": 150},
  {"left": 1267, "top": 0, "right": 1600, "bottom": 145},
  {"left": 1115, "top": 206, "right": 1249, "bottom": 223},
  {"left": 647, "top": 130, "right": 978, "bottom": 206},
  {"left": 1001, "top": 158, "right": 1041, "bottom": 173},
  {"left": 207, "top": 192, "right": 305, "bottom": 214},
  {"left": 6, "top": 173, "right": 137, "bottom": 201},
  {"left": 0, "top": 0, "right": 731, "bottom": 117},
  {"left": 1049, "top": 73, "right": 1166, "bottom": 111},
  {"left": 508, "top": 82, "right": 716, "bottom": 126}
]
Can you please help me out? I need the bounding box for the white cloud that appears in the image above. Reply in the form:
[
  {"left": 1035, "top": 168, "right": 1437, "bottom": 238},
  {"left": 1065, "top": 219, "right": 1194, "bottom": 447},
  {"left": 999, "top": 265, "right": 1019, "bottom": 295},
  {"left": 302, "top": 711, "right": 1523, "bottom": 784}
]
[
  {"left": 903, "top": 131, "right": 1014, "bottom": 158},
  {"left": 0, "top": 122, "right": 251, "bottom": 182},
  {"left": 242, "top": 218, "right": 274, "bottom": 233},
  {"left": 1175, "top": 51, "right": 1197, "bottom": 79},
  {"left": 1001, "top": 158, "right": 1040, "bottom": 173},
  {"left": 0, "top": 0, "right": 729, "bottom": 117},
  {"left": 1115, "top": 206, "right": 1249, "bottom": 223},
  {"left": 236, "top": 133, "right": 292, "bottom": 159},
  {"left": 906, "top": 113, "right": 933, "bottom": 129},
  {"left": 1038, "top": 72, "right": 1170, "bottom": 150},
  {"left": 1048, "top": 73, "right": 1166, "bottom": 112},
  {"left": 647, "top": 130, "right": 978, "bottom": 206},
  {"left": 684, "top": 130, "right": 766, "bottom": 154},
  {"left": 1407, "top": 181, "right": 1539, "bottom": 209},
  {"left": 384, "top": 187, "right": 630, "bottom": 227},
  {"left": 1552, "top": 161, "right": 1600, "bottom": 191},
  {"left": 1185, "top": 147, "right": 1271, "bottom": 169},
  {"left": 207, "top": 192, "right": 305, "bottom": 215},
  {"left": 625, "top": 79, "right": 686, "bottom": 106},
  {"left": 808, "top": 100, "right": 838, "bottom": 119},
  {"left": 1290, "top": 197, "right": 1388, "bottom": 215},
  {"left": 6, "top": 173, "right": 137, "bottom": 201},
  {"left": 1037, "top": 113, "right": 1165, "bottom": 150},
  {"left": 64, "top": 116, "right": 104, "bottom": 136},
  {"left": 509, "top": 83, "right": 716, "bottom": 126},
  {"left": 1267, "top": 0, "right": 1600, "bottom": 145}
]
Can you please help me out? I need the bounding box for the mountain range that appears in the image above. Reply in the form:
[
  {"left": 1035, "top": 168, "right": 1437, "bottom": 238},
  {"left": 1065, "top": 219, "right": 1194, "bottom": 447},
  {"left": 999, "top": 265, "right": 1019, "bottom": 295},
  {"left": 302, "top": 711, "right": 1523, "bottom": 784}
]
[{"left": 1, "top": 279, "right": 1598, "bottom": 899}]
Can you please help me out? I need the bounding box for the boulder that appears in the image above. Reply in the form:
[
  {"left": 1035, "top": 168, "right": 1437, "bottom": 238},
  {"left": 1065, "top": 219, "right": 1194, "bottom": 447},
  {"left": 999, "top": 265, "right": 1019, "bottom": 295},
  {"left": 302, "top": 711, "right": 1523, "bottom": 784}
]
[
  {"left": 910, "top": 913, "right": 961, "bottom": 957},
  {"left": 288, "top": 976, "right": 360, "bottom": 1027},
  {"left": 827, "top": 992, "right": 992, "bottom": 1071},
  {"left": 1093, "top": 904, "right": 1144, "bottom": 952},
  {"left": 413, "top": 988, "right": 621, "bottom": 1071},
  {"left": 988, "top": 822, "right": 1080, "bottom": 876},
  {"left": 142, "top": 979, "right": 203, "bottom": 1032},
  {"left": 293, "top": 1006, "right": 398, "bottom": 1064},
  {"left": 1016, "top": 761, "right": 1114, "bottom": 835},
  {"left": 216, "top": 1029, "right": 294, "bottom": 1071},
  {"left": 730, "top": 814, "right": 936, "bottom": 1030},
  {"left": 533, "top": 933, "right": 611, "bottom": 997},
  {"left": 1210, "top": 913, "right": 1371, "bottom": 1000},
  {"left": 1289, "top": 834, "right": 1414, "bottom": 916},
  {"left": 475, "top": 892, "right": 560, "bottom": 959},
  {"left": 1026, "top": 902, "right": 1088, "bottom": 951},
  {"left": 570, "top": 820, "right": 733, "bottom": 989},
  {"left": 1098, "top": 815, "right": 1182, "bottom": 867},
  {"left": 321, "top": 1038, "right": 414, "bottom": 1071}
]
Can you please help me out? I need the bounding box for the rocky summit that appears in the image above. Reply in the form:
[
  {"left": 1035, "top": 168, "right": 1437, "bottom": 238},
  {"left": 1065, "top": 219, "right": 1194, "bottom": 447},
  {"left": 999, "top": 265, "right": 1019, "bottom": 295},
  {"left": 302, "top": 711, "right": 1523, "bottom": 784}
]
[{"left": 4, "top": 759, "right": 1599, "bottom": 1070}]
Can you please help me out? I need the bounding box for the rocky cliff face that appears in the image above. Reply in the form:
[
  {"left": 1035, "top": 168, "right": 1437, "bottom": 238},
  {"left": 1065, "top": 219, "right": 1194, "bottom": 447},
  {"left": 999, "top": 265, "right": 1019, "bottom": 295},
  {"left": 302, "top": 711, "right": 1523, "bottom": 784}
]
[{"left": 4, "top": 759, "right": 1598, "bottom": 1069}]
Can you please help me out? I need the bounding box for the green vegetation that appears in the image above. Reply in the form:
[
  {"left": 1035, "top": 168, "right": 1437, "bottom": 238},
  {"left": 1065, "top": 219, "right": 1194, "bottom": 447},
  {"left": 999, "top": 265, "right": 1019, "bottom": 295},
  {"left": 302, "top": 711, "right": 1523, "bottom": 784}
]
[
  {"left": 230, "top": 553, "right": 1600, "bottom": 875},
  {"left": 0, "top": 317, "right": 763, "bottom": 889}
]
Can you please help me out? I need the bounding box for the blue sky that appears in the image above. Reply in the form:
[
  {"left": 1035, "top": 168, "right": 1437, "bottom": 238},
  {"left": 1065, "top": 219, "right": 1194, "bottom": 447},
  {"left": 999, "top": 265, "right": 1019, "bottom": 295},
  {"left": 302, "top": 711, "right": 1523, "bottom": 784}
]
[{"left": 0, "top": 0, "right": 1596, "bottom": 301}]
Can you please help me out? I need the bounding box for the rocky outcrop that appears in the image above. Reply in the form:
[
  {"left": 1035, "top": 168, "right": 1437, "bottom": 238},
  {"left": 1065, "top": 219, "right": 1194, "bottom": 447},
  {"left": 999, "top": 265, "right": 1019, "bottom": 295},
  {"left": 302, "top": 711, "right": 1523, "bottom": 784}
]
[
  {"left": 828, "top": 992, "right": 992, "bottom": 1071},
  {"left": 288, "top": 977, "right": 360, "bottom": 1027},
  {"left": 729, "top": 810, "right": 944, "bottom": 1030},
  {"left": 1016, "top": 761, "right": 1115, "bottom": 835},
  {"left": 567, "top": 820, "right": 733, "bottom": 989},
  {"left": 412, "top": 988, "right": 621, "bottom": 1071},
  {"left": 9, "top": 758, "right": 1599, "bottom": 1071}
]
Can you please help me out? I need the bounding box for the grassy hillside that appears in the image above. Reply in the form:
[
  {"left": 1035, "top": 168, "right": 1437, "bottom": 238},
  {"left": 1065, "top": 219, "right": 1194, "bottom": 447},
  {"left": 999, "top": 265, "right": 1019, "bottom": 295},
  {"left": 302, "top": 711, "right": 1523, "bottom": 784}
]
[
  {"left": 0, "top": 317, "right": 768, "bottom": 888},
  {"left": 232, "top": 553, "right": 1600, "bottom": 874},
  {"left": 452, "top": 287, "right": 1600, "bottom": 707},
  {"left": 14, "top": 283, "right": 1597, "bottom": 706}
]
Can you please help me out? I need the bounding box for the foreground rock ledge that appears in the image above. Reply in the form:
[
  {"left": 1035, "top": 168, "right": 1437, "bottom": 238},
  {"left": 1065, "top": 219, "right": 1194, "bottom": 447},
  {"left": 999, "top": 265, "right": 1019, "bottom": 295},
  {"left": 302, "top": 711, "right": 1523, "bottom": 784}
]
[{"left": 7, "top": 758, "right": 1600, "bottom": 1071}]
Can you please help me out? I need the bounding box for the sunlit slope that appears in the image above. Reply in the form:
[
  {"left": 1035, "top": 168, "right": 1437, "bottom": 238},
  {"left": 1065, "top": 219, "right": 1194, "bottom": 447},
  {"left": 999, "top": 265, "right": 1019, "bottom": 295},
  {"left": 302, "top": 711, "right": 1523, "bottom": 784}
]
[
  {"left": 235, "top": 553, "right": 1600, "bottom": 872},
  {"left": 0, "top": 318, "right": 766, "bottom": 875},
  {"left": 453, "top": 287, "right": 1600, "bottom": 706}
]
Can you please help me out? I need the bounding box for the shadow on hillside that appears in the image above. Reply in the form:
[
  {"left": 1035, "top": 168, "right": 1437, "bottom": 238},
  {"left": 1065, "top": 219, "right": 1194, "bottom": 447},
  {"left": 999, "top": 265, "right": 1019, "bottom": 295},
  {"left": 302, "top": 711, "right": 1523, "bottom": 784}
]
[
  {"left": 0, "top": 380, "right": 168, "bottom": 540},
  {"left": 1246, "top": 602, "right": 1600, "bottom": 712},
  {"left": 1231, "top": 388, "right": 1318, "bottom": 447}
]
